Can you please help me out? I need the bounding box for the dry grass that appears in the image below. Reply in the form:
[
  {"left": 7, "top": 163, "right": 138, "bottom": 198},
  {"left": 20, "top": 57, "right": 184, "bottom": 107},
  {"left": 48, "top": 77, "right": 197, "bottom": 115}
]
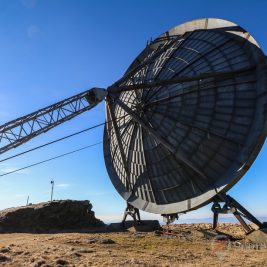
[{"left": 0, "top": 223, "right": 266, "bottom": 266}]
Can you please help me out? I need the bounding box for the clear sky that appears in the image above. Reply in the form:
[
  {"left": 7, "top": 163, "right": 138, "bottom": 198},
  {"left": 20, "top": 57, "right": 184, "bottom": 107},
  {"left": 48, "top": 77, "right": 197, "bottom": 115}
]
[{"left": 0, "top": 0, "right": 266, "bottom": 223}]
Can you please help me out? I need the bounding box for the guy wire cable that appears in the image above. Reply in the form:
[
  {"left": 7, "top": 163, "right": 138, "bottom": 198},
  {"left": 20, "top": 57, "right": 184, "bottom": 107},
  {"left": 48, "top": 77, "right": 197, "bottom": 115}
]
[
  {"left": 0, "top": 113, "right": 129, "bottom": 163},
  {"left": 0, "top": 141, "right": 103, "bottom": 177}
]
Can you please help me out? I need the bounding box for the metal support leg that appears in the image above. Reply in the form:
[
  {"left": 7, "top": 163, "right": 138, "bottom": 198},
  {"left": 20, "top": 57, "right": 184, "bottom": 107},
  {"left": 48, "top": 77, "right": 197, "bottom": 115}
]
[
  {"left": 225, "top": 195, "right": 263, "bottom": 227},
  {"left": 211, "top": 194, "right": 263, "bottom": 233},
  {"left": 121, "top": 202, "right": 142, "bottom": 228},
  {"left": 233, "top": 212, "right": 252, "bottom": 233},
  {"left": 213, "top": 212, "right": 219, "bottom": 230},
  {"left": 211, "top": 202, "right": 221, "bottom": 229}
]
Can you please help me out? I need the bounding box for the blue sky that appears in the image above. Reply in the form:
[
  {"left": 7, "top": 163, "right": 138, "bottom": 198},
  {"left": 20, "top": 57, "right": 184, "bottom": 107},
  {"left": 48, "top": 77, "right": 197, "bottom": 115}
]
[{"left": 0, "top": 0, "right": 266, "bottom": 223}]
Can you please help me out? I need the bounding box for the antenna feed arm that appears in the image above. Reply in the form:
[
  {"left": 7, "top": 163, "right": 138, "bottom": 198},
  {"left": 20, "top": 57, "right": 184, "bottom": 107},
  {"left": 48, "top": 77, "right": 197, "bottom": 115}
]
[{"left": 0, "top": 87, "right": 107, "bottom": 155}]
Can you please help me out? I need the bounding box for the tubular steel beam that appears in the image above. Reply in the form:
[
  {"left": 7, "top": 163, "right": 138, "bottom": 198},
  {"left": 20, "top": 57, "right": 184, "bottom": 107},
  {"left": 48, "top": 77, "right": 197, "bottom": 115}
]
[
  {"left": 0, "top": 88, "right": 106, "bottom": 155},
  {"left": 144, "top": 79, "right": 257, "bottom": 107},
  {"left": 225, "top": 194, "right": 263, "bottom": 228},
  {"left": 116, "top": 99, "right": 175, "bottom": 153},
  {"left": 233, "top": 212, "right": 253, "bottom": 233},
  {"left": 116, "top": 99, "right": 209, "bottom": 179},
  {"left": 212, "top": 194, "right": 264, "bottom": 232},
  {"left": 110, "top": 66, "right": 256, "bottom": 93}
]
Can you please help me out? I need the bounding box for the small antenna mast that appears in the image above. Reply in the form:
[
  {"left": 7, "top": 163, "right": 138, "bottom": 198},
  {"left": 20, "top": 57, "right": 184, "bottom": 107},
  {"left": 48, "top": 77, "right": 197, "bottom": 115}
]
[{"left": 50, "top": 180, "right": 54, "bottom": 202}]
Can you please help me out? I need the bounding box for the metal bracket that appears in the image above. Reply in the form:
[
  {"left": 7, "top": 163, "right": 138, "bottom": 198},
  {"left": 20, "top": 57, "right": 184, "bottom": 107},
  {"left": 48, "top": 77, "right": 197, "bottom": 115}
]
[
  {"left": 162, "top": 213, "right": 179, "bottom": 225},
  {"left": 211, "top": 194, "right": 264, "bottom": 234},
  {"left": 121, "top": 202, "right": 142, "bottom": 227}
]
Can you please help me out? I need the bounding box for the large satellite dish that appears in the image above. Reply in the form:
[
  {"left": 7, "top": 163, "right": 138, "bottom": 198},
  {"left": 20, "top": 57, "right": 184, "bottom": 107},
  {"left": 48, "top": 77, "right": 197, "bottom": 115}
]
[
  {"left": 104, "top": 18, "right": 267, "bottom": 215},
  {"left": 0, "top": 18, "right": 266, "bottom": 229}
]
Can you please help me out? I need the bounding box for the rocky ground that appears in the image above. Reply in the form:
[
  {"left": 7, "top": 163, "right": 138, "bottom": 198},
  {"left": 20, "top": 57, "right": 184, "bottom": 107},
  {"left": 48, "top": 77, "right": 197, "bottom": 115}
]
[
  {"left": 0, "top": 223, "right": 266, "bottom": 267},
  {"left": 0, "top": 200, "right": 104, "bottom": 233}
]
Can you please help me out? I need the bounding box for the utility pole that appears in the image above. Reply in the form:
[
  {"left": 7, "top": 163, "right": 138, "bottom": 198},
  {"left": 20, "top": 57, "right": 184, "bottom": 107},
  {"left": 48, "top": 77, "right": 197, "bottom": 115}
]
[{"left": 50, "top": 180, "right": 54, "bottom": 202}]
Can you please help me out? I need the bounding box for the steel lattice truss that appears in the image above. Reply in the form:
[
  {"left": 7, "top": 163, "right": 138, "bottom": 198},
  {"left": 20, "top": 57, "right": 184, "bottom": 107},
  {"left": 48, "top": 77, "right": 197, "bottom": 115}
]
[{"left": 0, "top": 89, "right": 101, "bottom": 154}]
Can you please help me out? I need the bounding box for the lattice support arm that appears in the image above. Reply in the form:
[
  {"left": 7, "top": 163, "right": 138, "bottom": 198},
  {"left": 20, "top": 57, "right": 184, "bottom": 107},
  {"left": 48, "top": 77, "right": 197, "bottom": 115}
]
[{"left": 0, "top": 87, "right": 107, "bottom": 154}]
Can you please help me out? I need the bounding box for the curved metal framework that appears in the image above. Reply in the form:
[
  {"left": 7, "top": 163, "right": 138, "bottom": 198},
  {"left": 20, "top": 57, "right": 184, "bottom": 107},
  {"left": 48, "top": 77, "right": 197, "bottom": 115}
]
[{"left": 104, "top": 18, "right": 267, "bottom": 214}]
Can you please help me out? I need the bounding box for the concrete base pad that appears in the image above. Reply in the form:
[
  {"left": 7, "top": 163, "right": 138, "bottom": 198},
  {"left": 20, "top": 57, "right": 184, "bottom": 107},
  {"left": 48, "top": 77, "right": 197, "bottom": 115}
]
[
  {"left": 245, "top": 228, "right": 267, "bottom": 244},
  {"left": 107, "top": 220, "right": 161, "bottom": 232}
]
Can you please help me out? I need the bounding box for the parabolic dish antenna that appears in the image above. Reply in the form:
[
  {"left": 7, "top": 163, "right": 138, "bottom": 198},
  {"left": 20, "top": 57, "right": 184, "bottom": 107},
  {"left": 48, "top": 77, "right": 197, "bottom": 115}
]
[
  {"left": 104, "top": 18, "right": 267, "bottom": 215},
  {"left": 0, "top": 18, "right": 266, "bottom": 226}
]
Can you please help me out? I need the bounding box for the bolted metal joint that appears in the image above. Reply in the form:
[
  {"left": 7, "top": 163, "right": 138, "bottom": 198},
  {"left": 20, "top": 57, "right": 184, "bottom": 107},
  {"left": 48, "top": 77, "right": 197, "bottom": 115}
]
[{"left": 85, "top": 88, "right": 107, "bottom": 104}]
